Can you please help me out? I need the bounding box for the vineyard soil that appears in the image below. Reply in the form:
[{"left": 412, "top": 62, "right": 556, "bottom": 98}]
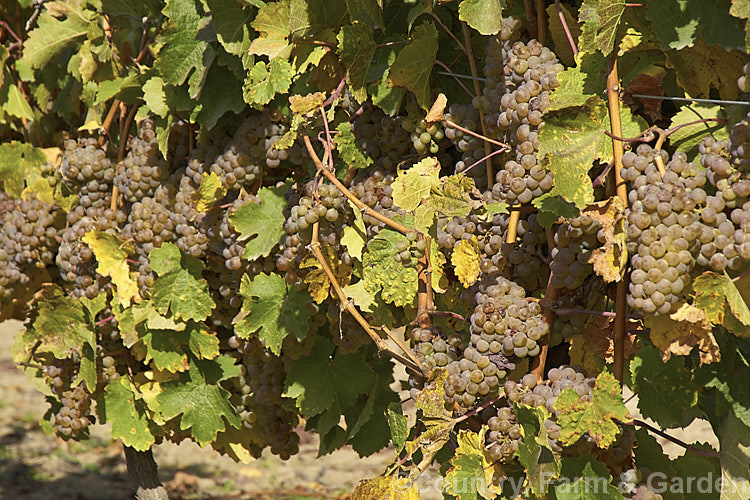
[{"left": 0, "top": 320, "right": 412, "bottom": 499}]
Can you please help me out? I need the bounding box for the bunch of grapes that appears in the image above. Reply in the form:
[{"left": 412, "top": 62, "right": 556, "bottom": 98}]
[
  {"left": 401, "top": 101, "right": 446, "bottom": 157},
  {"left": 409, "top": 325, "right": 462, "bottom": 372},
  {"left": 59, "top": 138, "right": 114, "bottom": 208},
  {"left": 351, "top": 105, "right": 411, "bottom": 171},
  {"left": 393, "top": 230, "right": 428, "bottom": 268},
  {"left": 114, "top": 119, "right": 172, "bottom": 202},
  {"left": 550, "top": 213, "right": 603, "bottom": 290}
]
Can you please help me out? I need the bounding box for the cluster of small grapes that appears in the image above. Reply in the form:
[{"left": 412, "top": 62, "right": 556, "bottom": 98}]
[
  {"left": 277, "top": 181, "right": 350, "bottom": 284},
  {"left": 56, "top": 205, "right": 126, "bottom": 298},
  {"left": 351, "top": 168, "right": 402, "bottom": 234},
  {"left": 400, "top": 101, "right": 446, "bottom": 157},
  {"left": 326, "top": 303, "right": 372, "bottom": 354},
  {"left": 619, "top": 469, "right": 664, "bottom": 500},
  {"left": 59, "top": 138, "right": 114, "bottom": 208},
  {"left": 51, "top": 385, "right": 94, "bottom": 438},
  {"left": 351, "top": 105, "right": 411, "bottom": 171},
  {"left": 228, "top": 334, "right": 301, "bottom": 460},
  {"left": 738, "top": 61, "right": 750, "bottom": 94},
  {"left": 393, "top": 230, "right": 427, "bottom": 268},
  {"left": 0, "top": 195, "right": 64, "bottom": 298},
  {"left": 114, "top": 120, "right": 171, "bottom": 202},
  {"left": 548, "top": 294, "right": 588, "bottom": 347},
  {"left": 501, "top": 213, "right": 548, "bottom": 292},
  {"left": 409, "top": 326, "right": 461, "bottom": 372},
  {"left": 550, "top": 213, "right": 603, "bottom": 290},
  {"left": 444, "top": 275, "right": 547, "bottom": 408},
  {"left": 622, "top": 145, "right": 707, "bottom": 314}
]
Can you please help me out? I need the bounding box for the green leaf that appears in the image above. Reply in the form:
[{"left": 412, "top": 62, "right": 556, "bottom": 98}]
[
  {"left": 346, "top": 0, "right": 384, "bottom": 29},
  {"left": 554, "top": 371, "right": 629, "bottom": 448},
  {"left": 387, "top": 22, "right": 438, "bottom": 109},
  {"left": 718, "top": 410, "right": 750, "bottom": 499},
  {"left": 666, "top": 38, "right": 748, "bottom": 99},
  {"left": 3, "top": 84, "right": 34, "bottom": 120},
  {"left": 0, "top": 141, "right": 47, "bottom": 197},
  {"left": 724, "top": 271, "right": 750, "bottom": 327},
  {"left": 630, "top": 346, "right": 698, "bottom": 428},
  {"left": 539, "top": 97, "right": 646, "bottom": 209},
  {"left": 95, "top": 74, "right": 142, "bottom": 106},
  {"left": 669, "top": 104, "right": 728, "bottom": 160},
  {"left": 345, "top": 364, "right": 398, "bottom": 457},
  {"left": 555, "top": 456, "right": 624, "bottom": 499},
  {"left": 334, "top": 122, "right": 374, "bottom": 170},
  {"left": 149, "top": 242, "right": 184, "bottom": 276},
  {"left": 649, "top": 0, "right": 746, "bottom": 51},
  {"left": 532, "top": 192, "right": 580, "bottom": 227},
  {"left": 577, "top": 0, "right": 625, "bottom": 56},
  {"left": 515, "top": 404, "right": 560, "bottom": 497},
  {"left": 242, "top": 58, "right": 294, "bottom": 107},
  {"left": 142, "top": 77, "right": 169, "bottom": 118},
  {"left": 391, "top": 157, "right": 441, "bottom": 212},
  {"left": 234, "top": 273, "right": 312, "bottom": 354},
  {"left": 206, "top": 0, "right": 252, "bottom": 56},
  {"left": 81, "top": 231, "right": 140, "bottom": 307},
  {"left": 195, "top": 65, "right": 248, "bottom": 131},
  {"left": 195, "top": 172, "right": 227, "bottom": 212},
  {"left": 458, "top": 0, "right": 507, "bottom": 35},
  {"left": 444, "top": 430, "right": 489, "bottom": 500},
  {"left": 485, "top": 202, "right": 509, "bottom": 217},
  {"left": 249, "top": 0, "right": 291, "bottom": 58},
  {"left": 336, "top": 24, "right": 377, "bottom": 103},
  {"left": 283, "top": 338, "right": 373, "bottom": 418},
  {"left": 29, "top": 286, "right": 96, "bottom": 359},
  {"left": 229, "top": 182, "right": 290, "bottom": 260},
  {"left": 150, "top": 250, "right": 214, "bottom": 322},
  {"left": 289, "top": 0, "right": 347, "bottom": 37},
  {"left": 157, "top": 0, "right": 209, "bottom": 86},
  {"left": 387, "top": 402, "right": 408, "bottom": 455},
  {"left": 99, "top": 378, "right": 156, "bottom": 451},
  {"left": 363, "top": 222, "right": 417, "bottom": 307},
  {"left": 22, "top": 9, "right": 90, "bottom": 68},
  {"left": 548, "top": 53, "right": 608, "bottom": 111},
  {"left": 156, "top": 356, "right": 241, "bottom": 446},
  {"left": 340, "top": 207, "right": 366, "bottom": 261}
]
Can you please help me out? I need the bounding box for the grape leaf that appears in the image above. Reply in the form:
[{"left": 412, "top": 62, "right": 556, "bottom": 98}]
[
  {"left": 546, "top": 3, "right": 582, "bottom": 67},
  {"left": 351, "top": 475, "right": 419, "bottom": 500},
  {"left": 194, "top": 64, "right": 247, "bottom": 131},
  {"left": 29, "top": 286, "right": 96, "bottom": 359},
  {"left": 666, "top": 38, "right": 747, "bottom": 99},
  {"left": 155, "top": 356, "right": 241, "bottom": 446},
  {"left": 630, "top": 346, "right": 698, "bottom": 428},
  {"left": 195, "top": 172, "right": 227, "bottom": 212},
  {"left": 444, "top": 430, "right": 492, "bottom": 500},
  {"left": 554, "top": 371, "right": 629, "bottom": 448},
  {"left": 346, "top": 0, "right": 384, "bottom": 29},
  {"left": 336, "top": 24, "right": 377, "bottom": 102},
  {"left": 723, "top": 271, "right": 750, "bottom": 327},
  {"left": 387, "top": 22, "right": 438, "bottom": 109},
  {"left": 140, "top": 323, "right": 215, "bottom": 373},
  {"left": 345, "top": 366, "right": 399, "bottom": 457},
  {"left": 391, "top": 157, "right": 441, "bottom": 212},
  {"left": 458, "top": 0, "right": 507, "bottom": 36},
  {"left": 585, "top": 197, "right": 627, "bottom": 283},
  {"left": 205, "top": 0, "right": 252, "bottom": 57},
  {"left": 515, "top": 404, "right": 560, "bottom": 497},
  {"left": 149, "top": 242, "right": 188, "bottom": 276},
  {"left": 533, "top": 191, "right": 580, "bottom": 227},
  {"left": 3, "top": 84, "right": 34, "bottom": 120},
  {"left": 0, "top": 141, "right": 48, "bottom": 197},
  {"left": 234, "top": 273, "right": 311, "bottom": 354},
  {"left": 300, "top": 247, "right": 352, "bottom": 304},
  {"left": 142, "top": 77, "right": 169, "bottom": 118},
  {"left": 22, "top": 8, "right": 91, "bottom": 68},
  {"left": 718, "top": 411, "right": 750, "bottom": 499},
  {"left": 646, "top": 304, "right": 721, "bottom": 365},
  {"left": 341, "top": 207, "right": 366, "bottom": 261},
  {"left": 283, "top": 338, "right": 373, "bottom": 418},
  {"left": 731, "top": 0, "right": 750, "bottom": 51},
  {"left": 156, "top": 0, "right": 209, "bottom": 86},
  {"left": 387, "top": 402, "right": 408, "bottom": 455},
  {"left": 577, "top": 0, "right": 625, "bottom": 56},
  {"left": 452, "top": 237, "right": 481, "bottom": 288},
  {"left": 82, "top": 231, "right": 140, "bottom": 307},
  {"left": 334, "top": 122, "right": 374, "bottom": 170},
  {"left": 414, "top": 367, "right": 452, "bottom": 420},
  {"left": 242, "top": 58, "right": 294, "bottom": 107},
  {"left": 289, "top": 91, "right": 326, "bottom": 115},
  {"left": 363, "top": 223, "right": 417, "bottom": 307},
  {"left": 99, "top": 378, "right": 156, "bottom": 451},
  {"left": 649, "top": 0, "right": 746, "bottom": 51},
  {"left": 554, "top": 456, "right": 624, "bottom": 499},
  {"left": 539, "top": 96, "right": 646, "bottom": 209},
  {"left": 668, "top": 104, "right": 728, "bottom": 160},
  {"left": 249, "top": 0, "right": 291, "bottom": 58},
  {"left": 548, "top": 54, "right": 608, "bottom": 111},
  {"left": 229, "top": 182, "right": 290, "bottom": 260},
  {"left": 150, "top": 261, "right": 214, "bottom": 322}
]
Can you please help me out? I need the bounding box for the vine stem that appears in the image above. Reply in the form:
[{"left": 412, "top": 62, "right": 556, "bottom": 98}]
[
  {"left": 555, "top": 0, "right": 578, "bottom": 58},
  {"left": 434, "top": 60, "right": 476, "bottom": 99},
  {"left": 454, "top": 393, "right": 504, "bottom": 424},
  {"left": 461, "top": 22, "right": 494, "bottom": 184},
  {"left": 416, "top": 231, "right": 434, "bottom": 329},
  {"left": 523, "top": 0, "right": 538, "bottom": 39},
  {"left": 123, "top": 446, "right": 169, "bottom": 500},
  {"left": 606, "top": 56, "right": 628, "bottom": 383},
  {"left": 629, "top": 419, "right": 720, "bottom": 458},
  {"left": 444, "top": 119, "right": 510, "bottom": 150},
  {"left": 536, "top": 0, "right": 547, "bottom": 45},
  {"left": 302, "top": 135, "right": 413, "bottom": 234},
  {"left": 733, "top": 267, "right": 750, "bottom": 282},
  {"left": 430, "top": 12, "right": 466, "bottom": 54},
  {"left": 308, "top": 222, "right": 425, "bottom": 377},
  {"left": 530, "top": 227, "right": 559, "bottom": 381},
  {"left": 506, "top": 208, "right": 521, "bottom": 244},
  {"left": 554, "top": 308, "right": 642, "bottom": 320}
]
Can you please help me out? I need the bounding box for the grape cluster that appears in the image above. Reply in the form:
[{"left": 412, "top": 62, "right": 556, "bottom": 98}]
[
  {"left": 114, "top": 119, "right": 171, "bottom": 202},
  {"left": 351, "top": 105, "right": 411, "bottom": 171},
  {"left": 550, "top": 213, "right": 603, "bottom": 290},
  {"left": 401, "top": 101, "right": 446, "bottom": 157},
  {"left": 59, "top": 138, "right": 114, "bottom": 208},
  {"left": 51, "top": 385, "right": 94, "bottom": 438},
  {"left": 409, "top": 325, "right": 461, "bottom": 372},
  {"left": 393, "top": 230, "right": 427, "bottom": 268}
]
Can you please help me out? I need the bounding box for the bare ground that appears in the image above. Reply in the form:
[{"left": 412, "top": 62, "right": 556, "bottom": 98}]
[{"left": 0, "top": 319, "right": 717, "bottom": 499}]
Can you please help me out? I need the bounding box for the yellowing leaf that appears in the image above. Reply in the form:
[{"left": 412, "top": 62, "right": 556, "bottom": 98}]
[
  {"left": 195, "top": 172, "right": 227, "bottom": 212},
  {"left": 452, "top": 237, "right": 481, "bottom": 288},
  {"left": 300, "top": 247, "right": 352, "bottom": 304},
  {"left": 585, "top": 197, "right": 627, "bottom": 282},
  {"left": 391, "top": 157, "right": 441, "bottom": 212},
  {"left": 289, "top": 91, "right": 326, "bottom": 115},
  {"left": 445, "top": 429, "right": 496, "bottom": 500},
  {"left": 351, "top": 475, "right": 420, "bottom": 500},
  {"left": 82, "top": 231, "right": 140, "bottom": 306},
  {"left": 646, "top": 304, "right": 720, "bottom": 365},
  {"left": 341, "top": 207, "right": 366, "bottom": 261},
  {"left": 425, "top": 93, "right": 447, "bottom": 123}
]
